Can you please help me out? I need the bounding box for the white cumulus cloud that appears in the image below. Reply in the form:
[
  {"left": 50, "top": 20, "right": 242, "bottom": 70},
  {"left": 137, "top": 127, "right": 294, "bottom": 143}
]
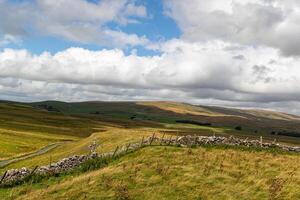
[
  {"left": 164, "top": 0, "right": 300, "bottom": 56},
  {"left": 0, "top": 0, "right": 149, "bottom": 47},
  {"left": 1, "top": 40, "right": 300, "bottom": 113}
]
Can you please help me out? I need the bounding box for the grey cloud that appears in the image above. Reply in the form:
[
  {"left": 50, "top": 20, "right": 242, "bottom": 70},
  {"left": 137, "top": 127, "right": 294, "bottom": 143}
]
[
  {"left": 0, "top": 0, "right": 31, "bottom": 36},
  {"left": 1, "top": 0, "right": 300, "bottom": 114},
  {"left": 251, "top": 65, "right": 274, "bottom": 83},
  {"left": 2, "top": 77, "right": 300, "bottom": 115},
  {"left": 232, "top": 55, "right": 245, "bottom": 60},
  {"left": 164, "top": 0, "right": 300, "bottom": 56},
  {"left": 1, "top": 41, "right": 300, "bottom": 111},
  {"left": 0, "top": 0, "right": 148, "bottom": 47}
]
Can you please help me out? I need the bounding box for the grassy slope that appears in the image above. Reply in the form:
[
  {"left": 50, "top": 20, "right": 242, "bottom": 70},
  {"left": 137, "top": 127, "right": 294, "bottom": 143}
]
[
  {"left": 0, "top": 128, "right": 75, "bottom": 160},
  {"left": 0, "top": 128, "right": 162, "bottom": 174},
  {"left": 1, "top": 100, "right": 300, "bottom": 199},
  {"left": 29, "top": 101, "right": 300, "bottom": 141},
  {"left": 1, "top": 100, "right": 300, "bottom": 169},
  {"left": 0, "top": 101, "right": 110, "bottom": 137},
  {"left": 1, "top": 146, "right": 299, "bottom": 200},
  {"left": 138, "top": 102, "right": 300, "bottom": 144},
  {"left": 0, "top": 102, "right": 83, "bottom": 161}
]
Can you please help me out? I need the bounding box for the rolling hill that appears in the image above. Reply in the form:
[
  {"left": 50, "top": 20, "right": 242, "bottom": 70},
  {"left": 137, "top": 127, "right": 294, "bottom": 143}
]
[
  {"left": 1, "top": 100, "right": 300, "bottom": 160},
  {"left": 28, "top": 100, "right": 300, "bottom": 142},
  {"left": 0, "top": 100, "right": 300, "bottom": 199},
  {"left": 2, "top": 146, "right": 300, "bottom": 200}
]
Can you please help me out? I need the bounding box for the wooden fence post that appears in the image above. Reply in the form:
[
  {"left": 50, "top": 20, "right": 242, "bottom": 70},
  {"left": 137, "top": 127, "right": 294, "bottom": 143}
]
[
  {"left": 140, "top": 136, "right": 144, "bottom": 147},
  {"left": 168, "top": 135, "right": 173, "bottom": 145},
  {"left": 29, "top": 166, "right": 39, "bottom": 177},
  {"left": 49, "top": 155, "right": 52, "bottom": 167},
  {"left": 149, "top": 133, "right": 155, "bottom": 145},
  {"left": 160, "top": 133, "right": 165, "bottom": 145},
  {"left": 125, "top": 143, "right": 131, "bottom": 152},
  {"left": 112, "top": 146, "right": 119, "bottom": 157},
  {"left": 175, "top": 135, "right": 179, "bottom": 144},
  {"left": 0, "top": 171, "right": 8, "bottom": 184},
  {"left": 260, "top": 136, "right": 263, "bottom": 147}
]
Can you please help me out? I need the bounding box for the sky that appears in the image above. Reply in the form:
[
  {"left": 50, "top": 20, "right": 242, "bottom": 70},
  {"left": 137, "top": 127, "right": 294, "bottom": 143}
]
[{"left": 1, "top": 0, "right": 300, "bottom": 114}]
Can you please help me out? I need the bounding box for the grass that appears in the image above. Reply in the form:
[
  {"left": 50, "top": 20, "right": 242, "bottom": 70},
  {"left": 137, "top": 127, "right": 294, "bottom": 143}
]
[
  {"left": 1, "top": 100, "right": 300, "bottom": 199},
  {"left": 137, "top": 101, "right": 223, "bottom": 116},
  {"left": 0, "top": 101, "right": 111, "bottom": 137},
  {"left": 1, "top": 99, "right": 299, "bottom": 172},
  {"left": 1, "top": 146, "right": 299, "bottom": 200},
  {"left": 0, "top": 128, "right": 77, "bottom": 160},
  {"left": 0, "top": 127, "right": 160, "bottom": 173}
]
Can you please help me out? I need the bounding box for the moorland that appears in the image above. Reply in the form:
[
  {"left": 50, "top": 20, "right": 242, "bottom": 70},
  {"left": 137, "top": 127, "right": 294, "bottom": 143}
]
[{"left": 0, "top": 100, "right": 299, "bottom": 199}]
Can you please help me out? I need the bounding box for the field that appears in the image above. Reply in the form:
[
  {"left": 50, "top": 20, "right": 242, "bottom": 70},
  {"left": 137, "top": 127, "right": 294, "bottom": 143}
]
[
  {"left": 0, "top": 100, "right": 300, "bottom": 199},
  {"left": 1, "top": 146, "right": 299, "bottom": 200}
]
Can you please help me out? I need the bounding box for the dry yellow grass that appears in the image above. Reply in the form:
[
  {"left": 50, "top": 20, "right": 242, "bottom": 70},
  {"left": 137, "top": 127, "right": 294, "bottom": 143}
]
[
  {"left": 245, "top": 109, "right": 300, "bottom": 121},
  {"left": 7, "top": 146, "right": 300, "bottom": 200},
  {"left": 1, "top": 101, "right": 300, "bottom": 200},
  {"left": 0, "top": 128, "right": 77, "bottom": 161},
  {"left": 138, "top": 101, "right": 224, "bottom": 116},
  {"left": 0, "top": 127, "right": 161, "bottom": 173}
]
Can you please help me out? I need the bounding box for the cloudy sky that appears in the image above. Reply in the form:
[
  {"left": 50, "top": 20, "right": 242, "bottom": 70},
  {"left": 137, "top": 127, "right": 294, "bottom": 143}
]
[{"left": 1, "top": 0, "right": 300, "bottom": 114}]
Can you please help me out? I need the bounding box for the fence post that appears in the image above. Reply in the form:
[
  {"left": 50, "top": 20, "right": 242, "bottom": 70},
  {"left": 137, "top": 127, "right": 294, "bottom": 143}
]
[
  {"left": 260, "top": 136, "right": 263, "bottom": 147},
  {"left": 29, "top": 166, "right": 39, "bottom": 177},
  {"left": 125, "top": 143, "right": 131, "bottom": 152},
  {"left": 0, "top": 171, "right": 8, "bottom": 185},
  {"left": 112, "top": 146, "right": 119, "bottom": 157},
  {"left": 168, "top": 135, "right": 173, "bottom": 145},
  {"left": 160, "top": 133, "right": 165, "bottom": 145},
  {"left": 175, "top": 135, "right": 179, "bottom": 144},
  {"left": 49, "top": 155, "right": 52, "bottom": 167},
  {"left": 149, "top": 133, "right": 155, "bottom": 145},
  {"left": 140, "top": 136, "right": 144, "bottom": 147}
]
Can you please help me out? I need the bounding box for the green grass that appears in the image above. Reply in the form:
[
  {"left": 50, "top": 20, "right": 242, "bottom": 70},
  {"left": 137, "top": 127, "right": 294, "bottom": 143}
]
[
  {"left": 0, "top": 102, "right": 97, "bottom": 162},
  {"left": 1, "top": 100, "right": 300, "bottom": 199},
  {"left": 1, "top": 146, "right": 299, "bottom": 200},
  {"left": 1, "top": 100, "right": 300, "bottom": 172},
  {"left": 0, "top": 128, "right": 76, "bottom": 160},
  {"left": 0, "top": 128, "right": 159, "bottom": 173},
  {"left": 27, "top": 100, "right": 300, "bottom": 143}
]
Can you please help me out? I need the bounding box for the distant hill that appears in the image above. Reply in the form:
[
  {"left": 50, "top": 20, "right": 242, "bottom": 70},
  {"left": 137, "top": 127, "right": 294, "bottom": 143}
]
[
  {"left": 1, "top": 100, "right": 300, "bottom": 144},
  {"left": 27, "top": 100, "right": 300, "bottom": 139}
]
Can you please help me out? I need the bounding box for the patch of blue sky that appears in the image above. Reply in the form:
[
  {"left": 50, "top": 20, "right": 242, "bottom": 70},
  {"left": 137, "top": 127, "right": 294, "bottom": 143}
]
[{"left": 1, "top": 0, "right": 181, "bottom": 56}]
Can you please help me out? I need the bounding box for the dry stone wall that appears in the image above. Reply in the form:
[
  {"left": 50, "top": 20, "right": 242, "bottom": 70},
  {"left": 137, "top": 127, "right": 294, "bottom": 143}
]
[
  {"left": 1, "top": 135, "right": 299, "bottom": 186},
  {"left": 156, "top": 135, "right": 300, "bottom": 152}
]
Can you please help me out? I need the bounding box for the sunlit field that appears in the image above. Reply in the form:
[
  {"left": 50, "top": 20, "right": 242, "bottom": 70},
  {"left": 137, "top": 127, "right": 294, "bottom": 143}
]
[
  {"left": 1, "top": 146, "right": 299, "bottom": 200},
  {"left": 1, "top": 101, "right": 300, "bottom": 199}
]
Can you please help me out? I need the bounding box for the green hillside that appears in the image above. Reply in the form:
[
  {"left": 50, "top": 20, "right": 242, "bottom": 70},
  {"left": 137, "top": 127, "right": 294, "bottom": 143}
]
[
  {"left": 1, "top": 100, "right": 300, "bottom": 166},
  {"left": 1, "top": 146, "right": 299, "bottom": 200},
  {"left": 0, "top": 100, "right": 300, "bottom": 199},
  {"left": 29, "top": 100, "right": 300, "bottom": 143}
]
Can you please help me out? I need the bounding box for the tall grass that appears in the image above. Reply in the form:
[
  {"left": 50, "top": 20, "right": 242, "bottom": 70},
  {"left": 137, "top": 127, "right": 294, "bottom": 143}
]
[{"left": 1, "top": 146, "right": 298, "bottom": 200}]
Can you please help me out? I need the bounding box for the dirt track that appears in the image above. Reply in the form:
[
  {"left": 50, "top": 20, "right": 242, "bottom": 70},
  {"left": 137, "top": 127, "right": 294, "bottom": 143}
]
[{"left": 0, "top": 143, "right": 61, "bottom": 168}]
